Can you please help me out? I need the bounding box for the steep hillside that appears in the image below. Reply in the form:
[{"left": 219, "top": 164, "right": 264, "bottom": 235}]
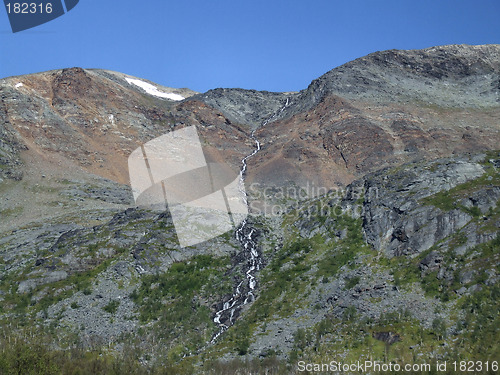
[
  {"left": 0, "top": 67, "right": 254, "bottom": 235},
  {"left": 1, "top": 151, "right": 498, "bottom": 374},
  {"left": 170, "top": 45, "right": 500, "bottom": 192},
  {"left": 210, "top": 151, "right": 500, "bottom": 368},
  {"left": 248, "top": 44, "right": 500, "bottom": 191}
]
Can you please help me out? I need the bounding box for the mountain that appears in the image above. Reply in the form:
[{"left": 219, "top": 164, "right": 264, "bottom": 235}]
[
  {"left": 249, "top": 44, "right": 500, "bottom": 190},
  {"left": 0, "top": 44, "right": 499, "bottom": 374}
]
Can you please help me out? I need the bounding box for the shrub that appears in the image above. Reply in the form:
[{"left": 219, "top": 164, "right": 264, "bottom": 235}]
[
  {"left": 345, "top": 276, "right": 360, "bottom": 289},
  {"left": 103, "top": 300, "right": 120, "bottom": 314}
]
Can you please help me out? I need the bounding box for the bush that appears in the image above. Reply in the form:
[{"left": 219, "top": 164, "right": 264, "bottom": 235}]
[
  {"left": 432, "top": 317, "right": 446, "bottom": 341},
  {"left": 103, "top": 300, "right": 120, "bottom": 314},
  {"left": 343, "top": 306, "right": 357, "bottom": 322},
  {"left": 234, "top": 321, "right": 251, "bottom": 355},
  {"left": 345, "top": 276, "right": 360, "bottom": 289}
]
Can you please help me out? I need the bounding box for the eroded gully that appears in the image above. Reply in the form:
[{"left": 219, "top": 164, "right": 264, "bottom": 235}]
[{"left": 211, "top": 97, "right": 291, "bottom": 343}]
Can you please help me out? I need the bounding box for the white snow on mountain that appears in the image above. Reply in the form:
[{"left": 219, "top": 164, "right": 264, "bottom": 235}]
[{"left": 125, "top": 78, "right": 184, "bottom": 101}]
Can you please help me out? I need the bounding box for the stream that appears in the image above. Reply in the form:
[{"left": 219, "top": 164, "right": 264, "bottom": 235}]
[{"left": 211, "top": 97, "right": 291, "bottom": 343}]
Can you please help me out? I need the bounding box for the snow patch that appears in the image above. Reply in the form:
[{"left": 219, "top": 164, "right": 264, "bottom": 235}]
[
  {"left": 125, "top": 78, "right": 184, "bottom": 101},
  {"left": 15, "top": 82, "right": 23, "bottom": 88}
]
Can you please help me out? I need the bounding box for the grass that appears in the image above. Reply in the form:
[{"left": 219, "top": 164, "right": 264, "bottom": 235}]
[
  {"left": 130, "top": 254, "right": 230, "bottom": 322},
  {"left": 0, "top": 206, "right": 24, "bottom": 217},
  {"left": 27, "top": 184, "right": 59, "bottom": 194},
  {"left": 249, "top": 237, "right": 313, "bottom": 320},
  {"left": 459, "top": 284, "right": 500, "bottom": 356},
  {"left": 0, "top": 328, "right": 173, "bottom": 375}
]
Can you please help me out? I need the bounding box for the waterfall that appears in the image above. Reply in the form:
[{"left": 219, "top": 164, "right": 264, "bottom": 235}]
[{"left": 211, "top": 97, "right": 291, "bottom": 343}]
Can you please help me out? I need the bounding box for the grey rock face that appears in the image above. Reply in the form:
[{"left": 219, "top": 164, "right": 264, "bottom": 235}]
[
  {"left": 419, "top": 251, "right": 443, "bottom": 273},
  {"left": 190, "top": 88, "right": 294, "bottom": 130},
  {"left": 61, "top": 179, "right": 133, "bottom": 205},
  {"left": 18, "top": 271, "right": 68, "bottom": 293},
  {"left": 462, "top": 187, "right": 500, "bottom": 214},
  {"left": 358, "top": 157, "right": 490, "bottom": 257},
  {"left": 459, "top": 269, "right": 477, "bottom": 285},
  {"left": 0, "top": 87, "right": 26, "bottom": 180}
]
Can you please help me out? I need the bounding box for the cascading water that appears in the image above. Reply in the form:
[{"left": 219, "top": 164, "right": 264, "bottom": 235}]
[{"left": 211, "top": 97, "right": 291, "bottom": 343}]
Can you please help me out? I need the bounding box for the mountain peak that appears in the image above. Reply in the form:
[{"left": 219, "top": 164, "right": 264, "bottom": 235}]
[
  {"left": 285, "top": 44, "right": 500, "bottom": 115},
  {"left": 364, "top": 44, "right": 500, "bottom": 79}
]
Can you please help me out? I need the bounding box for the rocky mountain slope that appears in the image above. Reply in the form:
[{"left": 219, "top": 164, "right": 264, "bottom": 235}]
[
  {"left": 248, "top": 45, "right": 500, "bottom": 191},
  {"left": 0, "top": 44, "right": 499, "bottom": 374}
]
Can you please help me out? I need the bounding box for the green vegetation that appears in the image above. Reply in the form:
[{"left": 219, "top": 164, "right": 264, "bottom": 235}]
[
  {"left": 210, "top": 200, "right": 371, "bottom": 356},
  {"left": 130, "top": 255, "right": 230, "bottom": 322},
  {"left": 459, "top": 284, "right": 500, "bottom": 357},
  {"left": 233, "top": 237, "right": 314, "bottom": 324},
  {"left": 129, "top": 255, "right": 232, "bottom": 359},
  {"left": 0, "top": 329, "right": 193, "bottom": 375},
  {"left": 203, "top": 357, "right": 290, "bottom": 375},
  {"left": 0, "top": 206, "right": 24, "bottom": 217},
  {"left": 316, "top": 215, "right": 369, "bottom": 278},
  {"left": 27, "top": 183, "right": 59, "bottom": 194},
  {"left": 103, "top": 300, "right": 120, "bottom": 314},
  {"left": 390, "top": 233, "right": 499, "bottom": 302},
  {"left": 0, "top": 257, "right": 112, "bottom": 317}
]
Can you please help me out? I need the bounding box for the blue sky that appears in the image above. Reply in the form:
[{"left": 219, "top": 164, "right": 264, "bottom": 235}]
[{"left": 1, "top": 0, "right": 499, "bottom": 93}]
